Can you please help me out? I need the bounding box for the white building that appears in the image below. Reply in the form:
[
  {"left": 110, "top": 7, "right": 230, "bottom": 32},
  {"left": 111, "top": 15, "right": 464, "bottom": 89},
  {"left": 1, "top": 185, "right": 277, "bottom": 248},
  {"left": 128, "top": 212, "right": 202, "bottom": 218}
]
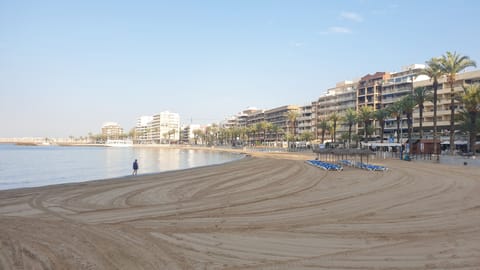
[
  {"left": 101, "top": 122, "right": 124, "bottom": 140},
  {"left": 150, "top": 111, "right": 181, "bottom": 143},
  {"left": 181, "top": 124, "right": 202, "bottom": 144},
  {"left": 135, "top": 116, "right": 154, "bottom": 144},
  {"left": 134, "top": 112, "right": 180, "bottom": 144}
]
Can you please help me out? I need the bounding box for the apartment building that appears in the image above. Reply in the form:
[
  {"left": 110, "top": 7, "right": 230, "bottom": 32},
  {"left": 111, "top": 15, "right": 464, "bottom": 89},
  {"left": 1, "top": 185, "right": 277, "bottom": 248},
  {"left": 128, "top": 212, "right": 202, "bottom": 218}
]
[
  {"left": 381, "top": 64, "right": 427, "bottom": 138},
  {"left": 297, "top": 103, "right": 313, "bottom": 137},
  {"left": 180, "top": 124, "right": 201, "bottom": 144},
  {"left": 264, "top": 105, "right": 299, "bottom": 140},
  {"left": 413, "top": 69, "right": 480, "bottom": 138},
  {"left": 357, "top": 72, "right": 390, "bottom": 110},
  {"left": 134, "top": 111, "right": 180, "bottom": 144},
  {"left": 135, "top": 115, "right": 154, "bottom": 144},
  {"left": 314, "top": 80, "right": 357, "bottom": 141},
  {"left": 150, "top": 111, "right": 180, "bottom": 143},
  {"left": 219, "top": 65, "right": 479, "bottom": 147},
  {"left": 101, "top": 122, "right": 124, "bottom": 140}
]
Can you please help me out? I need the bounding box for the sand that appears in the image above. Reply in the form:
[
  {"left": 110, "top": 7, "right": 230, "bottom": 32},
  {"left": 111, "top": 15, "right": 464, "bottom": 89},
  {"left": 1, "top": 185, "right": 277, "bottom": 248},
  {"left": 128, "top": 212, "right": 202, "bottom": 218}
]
[{"left": 1, "top": 151, "right": 480, "bottom": 269}]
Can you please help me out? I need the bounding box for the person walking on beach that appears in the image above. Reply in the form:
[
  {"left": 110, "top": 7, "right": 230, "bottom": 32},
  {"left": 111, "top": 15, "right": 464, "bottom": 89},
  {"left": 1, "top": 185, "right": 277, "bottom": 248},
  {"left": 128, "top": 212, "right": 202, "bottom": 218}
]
[{"left": 132, "top": 159, "right": 139, "bottom": 175}]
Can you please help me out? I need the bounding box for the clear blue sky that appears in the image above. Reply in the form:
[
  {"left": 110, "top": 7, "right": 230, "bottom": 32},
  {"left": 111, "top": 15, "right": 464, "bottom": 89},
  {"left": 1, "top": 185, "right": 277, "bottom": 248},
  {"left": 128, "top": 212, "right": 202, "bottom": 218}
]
[{"left": 1, "top": 0, "right": 479, "bottom": 138}]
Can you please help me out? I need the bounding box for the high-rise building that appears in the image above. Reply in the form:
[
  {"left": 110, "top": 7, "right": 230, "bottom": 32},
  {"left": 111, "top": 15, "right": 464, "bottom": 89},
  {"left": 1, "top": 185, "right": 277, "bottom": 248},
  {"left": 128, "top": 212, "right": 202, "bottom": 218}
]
[
  {"left": 264, "top": 105, "right": 299, "bottom": 141},
  {"left": 101, "top": 122, "right": 124, "bottom": 140},
  {"left": 135, "top": 116, "right": 154, "bottom": 144},
  {"left": 314, "top": 80, "right": 357, "bottom": 142},
  {"left": 150, "top": 111, "right": 180, "bottom": 143},
  {"left": 297, "top": 103, "right": 313, "bottom": 137},
  {"left": 413, "top": 69, "right": 480, "bottom": 140},
  {"left": 381, "top": 64, "right": 426, "bottom": 139}
]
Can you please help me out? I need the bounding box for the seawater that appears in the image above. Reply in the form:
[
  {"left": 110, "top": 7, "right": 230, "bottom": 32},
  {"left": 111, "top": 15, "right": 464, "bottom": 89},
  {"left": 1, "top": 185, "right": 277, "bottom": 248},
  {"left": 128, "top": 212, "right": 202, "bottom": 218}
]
[{"left": 0, "top": 144, "right": 242, "bottom": 190}]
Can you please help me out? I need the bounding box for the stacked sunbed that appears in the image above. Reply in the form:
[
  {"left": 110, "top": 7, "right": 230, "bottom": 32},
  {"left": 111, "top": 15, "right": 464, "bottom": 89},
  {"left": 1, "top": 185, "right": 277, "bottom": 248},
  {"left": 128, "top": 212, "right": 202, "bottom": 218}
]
[
  {"left": 339, "top": 160, "right": 387, "bottom": 171},
  {"left": 307, "top": 160, "right": 343, "bottom": 171}
]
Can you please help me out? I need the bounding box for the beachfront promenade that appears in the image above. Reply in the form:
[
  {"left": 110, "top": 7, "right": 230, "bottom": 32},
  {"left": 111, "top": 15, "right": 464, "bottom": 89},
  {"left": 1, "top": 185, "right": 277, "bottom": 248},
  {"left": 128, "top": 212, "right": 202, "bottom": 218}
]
[{"left": 1, "top": 149, "right": 480, "bottom": 269}]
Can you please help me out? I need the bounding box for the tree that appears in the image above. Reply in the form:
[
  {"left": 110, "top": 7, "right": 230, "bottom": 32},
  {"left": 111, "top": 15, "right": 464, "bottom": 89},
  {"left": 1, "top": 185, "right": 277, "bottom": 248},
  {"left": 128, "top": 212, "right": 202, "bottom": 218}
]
[
  {"left": 329, "top": 112, "right": 340, "bottom": 143},
  {"left": 388, "top": 101, "right": 404, "bottom": 143},
  {"left": 256, "top": 121, "right": 267, "bottom": 144},
  {"left": 318, "top": 119, "right": 329, "bottom": 144},
  {"left": 271, "top": 124, "right": 281, "bottom": 144},
  {"left": 343, "top": 108, "right": 357, "bottom": 148},
  {"left": 357, "top": 106, "right": 374, "bottom": 143},
  {"left": 263, "top": 121, "right": 273, "bottom": 141},
  {"left": 128, "top": 128, "right": 136, "bottom": 141},
  {"left": 168, "top": 129, "right": 176, "bottom": 142},
  {"left": 374, "top": 108, "right": 389, "bottom": 143},
  {"left": 400, "top": 95, "right": 417, "bottom": 155},
  {"left": 205, "top": 125, "right": 219, "bottom": 145},
  {"left": 412, "top": 87, "right": 433, "bottom": 139},
  {"left": 287, "top": 110, "right": 300, "bottom": 141},
  {"left": 248, "top": 125, "right": 257, "bottom": 145},
  {"left": 300, "top": 131, "right": 314, "bottom": 142},
  {"left": 254, "top": 121, "right": 273, "bottom": 144},
  {"left": 461, "top": 83, "right": 480, "bottom": 155},
  {"left": 420, "top": 57, "right": 444, "bottom": 157},
  {"left": 239, "top": 127, "right": 247, "bottom": 144},
  {"left": 440, "top": 51, "right": 477, "bottom": 154}
]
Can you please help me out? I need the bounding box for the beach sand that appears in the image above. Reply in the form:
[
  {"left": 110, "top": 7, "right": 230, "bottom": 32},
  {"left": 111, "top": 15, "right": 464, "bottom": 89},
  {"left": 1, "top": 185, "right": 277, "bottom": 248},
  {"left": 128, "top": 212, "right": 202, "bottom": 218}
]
[{"left": 1, "top": 151, "right": 480, "bottom": 269}]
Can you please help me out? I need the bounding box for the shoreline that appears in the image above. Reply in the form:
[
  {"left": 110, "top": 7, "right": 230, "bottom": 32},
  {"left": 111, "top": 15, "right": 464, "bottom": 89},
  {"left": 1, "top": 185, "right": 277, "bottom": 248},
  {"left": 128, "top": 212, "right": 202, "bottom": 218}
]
[{"left": 1, "top": 152, "right": 480, "bottom": 269}]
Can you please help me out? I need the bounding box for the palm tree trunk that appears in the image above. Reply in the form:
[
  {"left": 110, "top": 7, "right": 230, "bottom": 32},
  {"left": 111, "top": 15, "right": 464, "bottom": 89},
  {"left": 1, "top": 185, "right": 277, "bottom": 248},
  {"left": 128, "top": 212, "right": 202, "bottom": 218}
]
[
  {"left": 380, "top": 121, "right": 385, "bottom": 143},
  {"left": 407, "top": 113, "right": 413, "bottom": 156},
  {"left": 333, "top": 121, "right": 336, "bottom": 143},
  {"left": 470, "top": 111, "right": 477, "bottom": 155},
  {"left": 348, "top": 124, "right": 352, "bottom": 148},
  {"left": 433, "top": 87, "right": 439, "bottom": 159},
  {"left": 396, "top": 116, "right": 401, "bottom": 143},
  {"left": 419, "top": 105, "right": 424, "bottom": 139},
  {"left": 449, "top": 85, "right": 456, "bottom": 155},
  {"left": 364, "top": 121, "right": 369, "bottom": 143}
]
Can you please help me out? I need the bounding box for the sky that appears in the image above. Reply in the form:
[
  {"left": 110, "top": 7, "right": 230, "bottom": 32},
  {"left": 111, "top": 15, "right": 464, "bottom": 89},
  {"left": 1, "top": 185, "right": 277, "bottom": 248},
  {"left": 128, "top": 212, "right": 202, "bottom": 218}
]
[{"left": 1, "top": 0, "right": 480, "bottom": 138}]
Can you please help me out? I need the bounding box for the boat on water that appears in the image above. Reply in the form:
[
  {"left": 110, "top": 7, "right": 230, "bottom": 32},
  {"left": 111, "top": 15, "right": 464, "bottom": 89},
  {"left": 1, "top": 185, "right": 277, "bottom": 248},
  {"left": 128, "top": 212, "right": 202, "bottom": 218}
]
[{"left": 105, "top": 139, "right": 133, "bottom": 147}]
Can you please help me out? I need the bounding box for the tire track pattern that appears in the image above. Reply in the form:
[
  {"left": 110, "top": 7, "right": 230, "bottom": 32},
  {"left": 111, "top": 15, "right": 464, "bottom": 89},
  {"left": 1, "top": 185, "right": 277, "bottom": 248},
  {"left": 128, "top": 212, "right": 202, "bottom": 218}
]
[{"left": 1, "top": 156, "right": 480, "bottom": 269}]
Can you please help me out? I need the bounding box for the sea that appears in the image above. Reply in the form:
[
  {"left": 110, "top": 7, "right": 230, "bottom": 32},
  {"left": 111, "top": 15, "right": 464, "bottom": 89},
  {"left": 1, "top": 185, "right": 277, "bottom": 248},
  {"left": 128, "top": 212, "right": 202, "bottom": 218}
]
[{"left": 0, "top": 144, "right": 242, "bottom": 191}]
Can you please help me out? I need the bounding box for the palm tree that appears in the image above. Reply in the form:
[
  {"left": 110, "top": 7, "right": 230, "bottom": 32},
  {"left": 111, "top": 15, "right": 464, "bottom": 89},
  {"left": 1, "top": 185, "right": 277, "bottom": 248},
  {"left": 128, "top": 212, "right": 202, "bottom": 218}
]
[
  {"left": 271, "top": 124, "right": 280, "bottom": 145},
  {"left": 412, "top": 87, "right": 433, "bottom": 139},
  {"left": 287, "top": 110, "right": 300, "bottom": 141},
  {"left": 343, "top": 108, "right": 357, "bottom": 148},
  {"left": 357, "top": 106, "right": 374, "bottom": 143},
  {"left": 374, "top": 108, "right": 390, "bottom": 143},
  {"left": 300, "top": 131, "right": 314, "bottom": 142},
  {"left": 239, "top": 127, "right": 248, "bottom": 144},
  {"left": 420, "top": 57, "right": 443, "bottom": 157},
  {"left": 318, "top": 119, "right": 329, "bottom": 144},
  {"left": 439, "top": 51, "right": 477, "bottom": 154},
  {"left": 256, "top": 121, "right": 268, "bottom": 144},
  {"left": 265, "top": 122, "right": 273, "bottom": 144},
  {"left": 248, "top": 125, "right": 258, "bottom": 145},
  {"left": 193, "top": 129, "right": 202, "bottom": 144},
  {"left": 400, "top": 95, "right": 417, "bottom": 156},
  {"left": 329, "top": 112, "right": 340, "bottom": 143},
  {"left": 461, "top": 83, "right": 480, "bottom": 155},
  {"left": 387, "top": 101, "right": 404, "bottom": 143},
  {"left": 168, "top": 129, "right": 176, "bottom": 143}
]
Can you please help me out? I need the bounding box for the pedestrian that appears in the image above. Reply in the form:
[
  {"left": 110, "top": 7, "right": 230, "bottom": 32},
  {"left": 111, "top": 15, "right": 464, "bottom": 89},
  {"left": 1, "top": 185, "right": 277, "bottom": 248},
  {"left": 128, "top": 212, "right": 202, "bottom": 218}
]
[{"left": 132, "top": 159, "right": 139, "bottom": 175}]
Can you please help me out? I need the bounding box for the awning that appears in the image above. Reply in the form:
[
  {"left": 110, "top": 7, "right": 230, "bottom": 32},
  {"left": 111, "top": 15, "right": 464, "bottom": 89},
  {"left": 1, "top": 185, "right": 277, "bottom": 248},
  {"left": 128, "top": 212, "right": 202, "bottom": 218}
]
[
  {"left": 441, "top": 141, "right": 468, "bottom": 145},
  {"left": 361, "top": 142, "right": 402, "bottom": 147}
]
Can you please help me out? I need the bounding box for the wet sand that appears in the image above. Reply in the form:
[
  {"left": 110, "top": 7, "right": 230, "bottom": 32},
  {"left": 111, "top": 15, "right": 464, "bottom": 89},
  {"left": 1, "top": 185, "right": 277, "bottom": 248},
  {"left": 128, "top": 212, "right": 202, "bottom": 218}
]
[{"left": 1, "top": 151, "right": 480, "bottom": 269}]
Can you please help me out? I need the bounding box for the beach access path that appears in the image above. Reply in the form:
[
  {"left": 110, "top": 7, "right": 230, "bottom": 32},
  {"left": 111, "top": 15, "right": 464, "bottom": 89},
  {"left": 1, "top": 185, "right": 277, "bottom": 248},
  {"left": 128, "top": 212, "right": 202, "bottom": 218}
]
[{"left": 1, "top": 151, "right": 480, "bottom": 269}]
